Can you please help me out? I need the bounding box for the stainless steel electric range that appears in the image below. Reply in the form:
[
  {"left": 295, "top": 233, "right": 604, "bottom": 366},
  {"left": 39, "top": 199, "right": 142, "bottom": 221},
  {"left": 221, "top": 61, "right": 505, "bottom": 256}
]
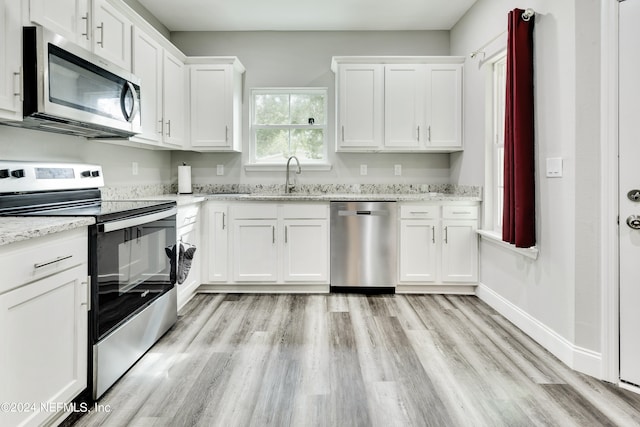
[{"left": 0, "top": 161, "right": 177, "bottom": 400}]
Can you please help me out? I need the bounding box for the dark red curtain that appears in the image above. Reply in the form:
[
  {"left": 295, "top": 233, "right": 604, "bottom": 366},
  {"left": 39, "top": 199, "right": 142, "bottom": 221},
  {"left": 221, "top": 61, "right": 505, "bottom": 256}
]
[{"left": 503, "top": 8, "right": 536, "bottom": 248}]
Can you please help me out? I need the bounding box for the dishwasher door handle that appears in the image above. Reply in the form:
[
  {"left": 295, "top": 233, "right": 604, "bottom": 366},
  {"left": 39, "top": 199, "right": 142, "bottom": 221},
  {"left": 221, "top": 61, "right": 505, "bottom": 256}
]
[{"left": 338, "top": 210, "right": 389, "bottom": 217}]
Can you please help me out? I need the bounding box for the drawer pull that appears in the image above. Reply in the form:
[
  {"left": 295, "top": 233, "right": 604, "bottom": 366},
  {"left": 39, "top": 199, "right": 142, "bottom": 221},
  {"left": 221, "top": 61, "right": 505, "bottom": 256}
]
[
  {"left": 34, "top": 255, "right": 72, "bottom": 269},
  {"left": 409, "top": 211, "right": 429, "bottom": 214},
  {"left": 222, "top": 212, "right": 226, "bottom": 230},
  {"left": 431, "top": 225, "right": 435, "bottom": 244},
  {"left": 452, "top": 211, "right": 472, "bottom": 215}
]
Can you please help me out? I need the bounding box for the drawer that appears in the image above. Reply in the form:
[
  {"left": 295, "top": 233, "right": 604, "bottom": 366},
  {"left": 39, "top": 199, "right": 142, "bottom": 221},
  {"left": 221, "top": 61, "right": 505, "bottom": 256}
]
[
  {"left": 0, "top": 228, "right": 88, "bottom": 295},
  {"left": 231, "top": 203, "right": 278, "bottom": 219},
  {"left": 177, "top": 204, "right": 200, "bottom": 227},
  {"left": 282, "top": 203, "right": 328, "bottom": 219},
  {"left": 442, "top": 205, "right": 479, "bottom": 220},
  {"left": 400, "top": 205, "right": 440, "bottom": 219}
]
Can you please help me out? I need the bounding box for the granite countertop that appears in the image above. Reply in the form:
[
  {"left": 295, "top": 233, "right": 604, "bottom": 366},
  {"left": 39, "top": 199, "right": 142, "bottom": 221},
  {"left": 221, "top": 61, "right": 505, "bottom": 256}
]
[
  {"left": 0, "top": 217, "right": 96, "bottom": 247},
  {"left": 202, "top": 192, "right": 481, "bottom": 202}
]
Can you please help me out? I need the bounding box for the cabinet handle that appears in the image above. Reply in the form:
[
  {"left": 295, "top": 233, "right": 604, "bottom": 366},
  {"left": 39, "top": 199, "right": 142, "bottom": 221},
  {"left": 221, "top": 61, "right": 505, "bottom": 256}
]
[
  {"left": 222, "top": 212, "right": 226, "bottom": 230},
  {"left": 409, "top": 211, "right": 429, "bottom": 215},
  {"left": 452, "top": 211, "right": 472, "bottom": 215},
  {"left": 417, "top": 126, "right": 420, "bottom": 141},
  {"left": 444, "top": 226, "right": 448, "bottom": 244},
  {"left": 158, "top": 119, "right": 164, "bottom": 134},
  {"left": 285, "top": 225, "right": 288, "bottom": 243},
  {"left": 81, "top": 13, "right": 90, "bottom": 40},
  {"left": 34, "top": 255, "right": 73, "bottom": 270},
  {"left": 166, "top": 120, "right": 171, "bottom": 137},
  {"left": 96, "top": 22, "right": 104, "bottom": 47},
  {"left": 272, "top": 226, "right": 276, "bottom": 244},
  {"left": 427, "top": 125, "right": 431, "bottom": 142},
  {"left": 432, "top": 225, "right": 435, "bottom": 244},
  {"left": 81, "top": 276, "right": 91, "bottom": 311},
  {"left": 341, "top": 126, "right": 345, "bottom": 142},
  {"left": 225, "top": 126, "right": 229, "bottom": 142}
]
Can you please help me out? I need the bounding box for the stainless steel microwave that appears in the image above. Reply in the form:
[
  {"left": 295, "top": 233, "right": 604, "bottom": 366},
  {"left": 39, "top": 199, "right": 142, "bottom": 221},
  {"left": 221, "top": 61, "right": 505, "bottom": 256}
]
[{"left": 6, "top": 26, "right": 142, "bottom": 139}]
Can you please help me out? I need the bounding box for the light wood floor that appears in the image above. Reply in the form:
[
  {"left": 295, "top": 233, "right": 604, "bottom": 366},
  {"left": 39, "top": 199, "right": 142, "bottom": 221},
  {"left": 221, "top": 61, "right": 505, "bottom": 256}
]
[{"left": 70, "top": 294, "right": 640, "bottom": 426}]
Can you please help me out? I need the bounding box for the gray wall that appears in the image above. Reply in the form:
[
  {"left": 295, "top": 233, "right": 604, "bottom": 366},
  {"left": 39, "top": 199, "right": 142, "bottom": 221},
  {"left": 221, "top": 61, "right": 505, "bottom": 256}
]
[
  {"left": 451, "top": 0, "right": 603, "bottom": 375},
  {"left": 170, "top": 31, "right": 454, "bottom": 186}
]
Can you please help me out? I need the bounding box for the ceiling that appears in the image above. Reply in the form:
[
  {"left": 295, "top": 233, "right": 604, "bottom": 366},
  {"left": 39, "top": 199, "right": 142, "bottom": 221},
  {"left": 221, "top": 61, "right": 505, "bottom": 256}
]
[{"left": 136, "top": 0, "right": 478, "bottom": 32}]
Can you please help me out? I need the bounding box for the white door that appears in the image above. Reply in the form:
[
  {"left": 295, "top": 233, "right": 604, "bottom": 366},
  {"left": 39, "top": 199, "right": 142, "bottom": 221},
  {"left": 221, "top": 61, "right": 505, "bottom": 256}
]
[
  {"left": 0, "top": 0, "right": 22, "bottom": 121},
  {"left": 425, "top": 64, "right": 463, "bottom": 148},
  {"left": 132, "top": 28, "right": 163, "bottom": 146},
  {"left": 92, "top": 0, "right": 132, "bottom": 70},
  {"left": 441, "top": 220, "right": 478, "bottom": 283},
  {"left": 619, "top": 0, "right": 640, "bottom": 388},
  {"left": 162, "top": 52, "right": 185, "bottom": 148},
  {"left": 206, "top": 205, "right": 228, "bottom": 282}
]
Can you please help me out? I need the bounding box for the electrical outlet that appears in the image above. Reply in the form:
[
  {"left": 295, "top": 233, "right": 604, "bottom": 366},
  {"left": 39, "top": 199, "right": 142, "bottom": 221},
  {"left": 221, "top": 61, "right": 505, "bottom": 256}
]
[
  {"left": 394, "top": 164, "right": 402, "bottom": 176},
  {"left": 217, "top": 164, "right": 224, "bottom": 176},
  {"left": 132, "top": 162, "right": 138, "bottom": 176},
  {"left": 360, "top": 164, "right": 367, "bottom": 175}
]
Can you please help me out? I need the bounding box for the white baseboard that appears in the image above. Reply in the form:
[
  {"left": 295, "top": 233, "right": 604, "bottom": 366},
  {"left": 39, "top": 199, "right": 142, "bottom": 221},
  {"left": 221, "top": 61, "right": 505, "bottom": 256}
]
[{"left": 476, "top": 282, "right": 602, "bottom": 379}]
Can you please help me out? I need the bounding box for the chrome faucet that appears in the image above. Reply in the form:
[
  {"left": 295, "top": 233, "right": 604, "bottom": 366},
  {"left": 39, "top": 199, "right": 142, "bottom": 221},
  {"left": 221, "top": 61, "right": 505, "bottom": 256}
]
[{"left": 285, "top": 155, "right": 301, "bottom": 194}]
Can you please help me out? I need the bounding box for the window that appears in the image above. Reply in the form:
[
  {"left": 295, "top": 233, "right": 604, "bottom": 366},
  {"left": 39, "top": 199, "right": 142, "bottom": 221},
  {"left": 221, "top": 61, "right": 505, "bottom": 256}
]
[
  {"left": 250, "top": 88, "right": 328, "bottom": 165},
  {"left": 492, "top": 55, "right": 507, "bottom": 233}
]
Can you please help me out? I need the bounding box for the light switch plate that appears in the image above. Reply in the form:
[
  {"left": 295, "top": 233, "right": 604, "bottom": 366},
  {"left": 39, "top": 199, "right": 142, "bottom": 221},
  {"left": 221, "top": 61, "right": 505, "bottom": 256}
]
[
  {"left": 546, "top": 157, "right": 563, "bottom": 178},
  {"left": 360, "top": 164, "right": 367, "bottom": 175},
  {"left": 216, "top": 164, "right": 224, "bottom": 176}
]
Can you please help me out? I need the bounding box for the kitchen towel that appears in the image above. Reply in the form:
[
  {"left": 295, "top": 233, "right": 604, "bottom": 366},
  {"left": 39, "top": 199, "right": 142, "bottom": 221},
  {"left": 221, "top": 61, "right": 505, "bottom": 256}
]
[{"left": 178, "top": 164, "right": 192, "bottom": 194}]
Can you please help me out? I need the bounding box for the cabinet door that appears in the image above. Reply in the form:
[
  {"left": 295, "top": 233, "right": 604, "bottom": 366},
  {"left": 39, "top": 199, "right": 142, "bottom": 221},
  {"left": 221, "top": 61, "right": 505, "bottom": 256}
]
[
  {"left": 92, "top": 0, "right": 132, "bottom": 70},
  {"left": 384, "top": 65, "right": 426, "bottom": 149},
  {"left": 441, "top": 219, "right": 478, "bottom": 282},
  {"left": 190, "top": 65, "right": 233, "bottom": 150},
  {"left": 336, "top": 64, "right": 383, "bottom": 150},
  {"left": 177, "top": 222, "right": 200, "bottom": 308},
  {"left": 30, "top": 0, "right": 91, "bottom": 49},
  {"left": 233, "top": 220, "right": 278, "bottom": 282},
  {"left": 425, "top": 64, "right": 463, "bottom": 148},
  {"left": 399, "top": 219, "right": 438, "bottom": 282},
  {"left": 162, "top": 52, "right": 185, "bottom": 148},
  {"left": 207, "top": 204, "right": 228, "bottom": 282},
  {"left": 282, "top": 220, "right": 328, "bottom": 282},
  {"left": 0, "top": 0, "right": 21, "bottom": 121},
  {"left": 0, "top": 265, "right": 88, "bottom": 427},
  {"left": 132, "top": 28, "right": 163, "bottom": 146}
]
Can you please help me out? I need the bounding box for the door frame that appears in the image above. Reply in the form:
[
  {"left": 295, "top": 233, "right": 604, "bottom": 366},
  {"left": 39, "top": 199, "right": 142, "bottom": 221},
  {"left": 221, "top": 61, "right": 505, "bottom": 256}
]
[{"left": 600, "top": 0, "right": 620, "bottom": 384}]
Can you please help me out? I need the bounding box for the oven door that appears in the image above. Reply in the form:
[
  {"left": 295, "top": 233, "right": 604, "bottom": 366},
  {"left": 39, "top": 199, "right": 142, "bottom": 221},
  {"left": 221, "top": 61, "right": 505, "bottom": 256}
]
[{"left": 93, "top": 209, "right": 176, "bottom": 341}]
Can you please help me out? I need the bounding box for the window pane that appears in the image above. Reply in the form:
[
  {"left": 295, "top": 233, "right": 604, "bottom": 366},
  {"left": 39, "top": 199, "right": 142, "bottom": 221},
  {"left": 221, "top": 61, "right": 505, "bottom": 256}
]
[
  {"left": 254, "top": 94, "right": 290, "bottom": 125},
  {"left": 291, "top": 129, "right": 324, "bottom": 160},
  {"left": 255, "top": 128, "right": 289, "bottom": 161},
  {"left": 290, "top": 94, "right": 325, "bottom": 125}
]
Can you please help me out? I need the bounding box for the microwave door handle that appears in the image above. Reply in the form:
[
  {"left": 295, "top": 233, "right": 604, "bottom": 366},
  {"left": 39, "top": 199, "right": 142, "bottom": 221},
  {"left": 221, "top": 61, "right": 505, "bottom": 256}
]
[{"left": 120, "top": 81, "right": 139, "bottom": 123}]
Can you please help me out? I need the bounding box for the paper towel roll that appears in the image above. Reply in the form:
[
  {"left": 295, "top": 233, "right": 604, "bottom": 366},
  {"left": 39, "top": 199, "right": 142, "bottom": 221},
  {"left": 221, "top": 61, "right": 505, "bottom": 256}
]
[{"left": 178, "top": 165, "right": 192, "bottom": 194}]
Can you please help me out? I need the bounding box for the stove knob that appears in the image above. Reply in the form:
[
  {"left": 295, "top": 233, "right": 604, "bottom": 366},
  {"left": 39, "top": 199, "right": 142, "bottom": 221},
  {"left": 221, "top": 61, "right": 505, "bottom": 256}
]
[
  {"left": 81, "top": 170, "right": 91, "bottom": 177},
  {"left": 11, "top": 169, "right": 25, "bottom": 178},
  {"left": 91, "top": 170, "right": 100, "bottom": 177},
  {"left": 0, "top": 169, "right": 9, "bottom": 179}
]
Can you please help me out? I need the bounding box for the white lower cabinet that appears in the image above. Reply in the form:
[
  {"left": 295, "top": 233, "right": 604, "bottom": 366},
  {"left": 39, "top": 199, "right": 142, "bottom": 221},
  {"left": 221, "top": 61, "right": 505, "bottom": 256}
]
[
  {"left": 176, "top": 203, "right": 201, "bottom": 309},
  {"left": 0, "top": 228, "right": 89, "bottom": 427},
  {"left": 398, "top": 203, "right": 478, "bottom": 292},
  {"left": 203, "top": 201, "right": 329, "bottom": 290}
]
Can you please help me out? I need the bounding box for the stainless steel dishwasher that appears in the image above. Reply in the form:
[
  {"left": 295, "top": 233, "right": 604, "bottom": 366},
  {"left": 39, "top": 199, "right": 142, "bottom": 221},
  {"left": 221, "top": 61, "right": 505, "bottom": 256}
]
[{"left": 330, "top": 201, "right": 397, "bottom": 292}]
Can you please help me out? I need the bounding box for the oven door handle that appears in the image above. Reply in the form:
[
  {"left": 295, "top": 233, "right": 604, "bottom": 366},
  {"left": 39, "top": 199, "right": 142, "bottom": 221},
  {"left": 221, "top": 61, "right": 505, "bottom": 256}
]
[{"left": 98, "top": 207, "right": 177, "bottom": 233}]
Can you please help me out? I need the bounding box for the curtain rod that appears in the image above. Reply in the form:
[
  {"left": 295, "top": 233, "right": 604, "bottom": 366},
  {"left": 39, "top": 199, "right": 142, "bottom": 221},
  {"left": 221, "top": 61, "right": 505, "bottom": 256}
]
[{"left": 470, "top": 8, "right": 535, "bottom": 59}]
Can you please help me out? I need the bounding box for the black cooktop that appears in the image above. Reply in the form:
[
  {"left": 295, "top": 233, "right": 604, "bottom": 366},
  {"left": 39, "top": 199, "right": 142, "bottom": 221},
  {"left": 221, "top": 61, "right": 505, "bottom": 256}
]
[{"left": 18, "top": 199, "right": 176, "bottom": 222}]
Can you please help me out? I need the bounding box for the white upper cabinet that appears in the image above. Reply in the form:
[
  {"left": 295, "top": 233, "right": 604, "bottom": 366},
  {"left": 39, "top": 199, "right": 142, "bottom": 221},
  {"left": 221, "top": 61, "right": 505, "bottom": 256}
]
[
  {"left": 385, "top": 64, "right": 426, "bottom": 149},
  {"left": 0, "top": 0, "right": 21, "bottom": 121},
  {"left": 425, "top": 64, "right": 463, "bottom": 149},
  {"left": 92, "top": 0, "right": 132, "bottom": 70},
  {"left": 162, "top": 51, "right": 186, "bottom": 148},
  {"left": 332, "top": 56, "right": 464, "bottom": 153},
  {"left": 336, "top": 64, "right": 383, "bottom": 149},
  {"left": 187, "top": 58, "right": 245, "bottom": 152},
  {"left": 132, "top": 27, "right": 163, "bottom": 146},
  {"left": 29, "top": 0, "right": 91, "bottom": 50}
]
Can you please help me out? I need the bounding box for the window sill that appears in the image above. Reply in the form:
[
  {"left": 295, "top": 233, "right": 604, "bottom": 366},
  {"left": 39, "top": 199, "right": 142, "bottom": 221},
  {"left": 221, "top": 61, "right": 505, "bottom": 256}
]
[
  {"left": 476, "top": 229, "right": 539, "bottom": 260},
  {"left": 244, "top": 163, "right": 333, "bottom": 172}
]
